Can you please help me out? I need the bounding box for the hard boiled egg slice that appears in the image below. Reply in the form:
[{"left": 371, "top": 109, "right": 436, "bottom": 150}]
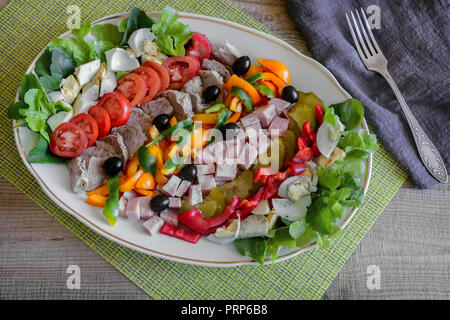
[
  {"left": 128, "top": 28, "right": 155, "bottom": 57},
  {"left": 272, "top": 195, "right": 312, "bottom": 222},
  {"left": 105, "top": 48, "right": 140, "bottom": 72},
  {"left": 74, "top": 59, "right": 100, "bottom": 87},
  {"left": 316, "top": 122, "right": 341, "bottom": 158}
]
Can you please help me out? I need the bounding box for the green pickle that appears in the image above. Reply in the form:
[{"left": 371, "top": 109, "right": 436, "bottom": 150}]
[
  {"left": 281, "top": 129, "right": 296, "bottom": 165},
  {"left": 288, "top": 91, "right": 323, "bottom": 132}
]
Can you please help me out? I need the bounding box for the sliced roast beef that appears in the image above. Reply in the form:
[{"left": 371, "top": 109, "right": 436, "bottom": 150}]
[
  {"left": 100, "top": 133, "right": 129, "bottom": 163},
  {"left": 111, "top": 124, "right": 146, "bottom": 157},
  {"left": 140, "top": 97, "right": 174, "bottom": 120},
  {"left": 160, "top": 90, "right": 194, "bottom": 120},
  {"left": 199, "top": 70, "right": 223, "bottom": 88},
  {"left": 68, "top": 157, "right": 88, "bottom": 194},
  {"left": 202, "top": 59, "right": 231, "bottom": 82},
  {"left": 213, "top": 41, "right": 240, "bottom": 66},
  {"left": 128, "top": 108, "right": 153, "bottom": 139},
  {"left": 182, "top": 76, "right": 205, "bottom": 113}
]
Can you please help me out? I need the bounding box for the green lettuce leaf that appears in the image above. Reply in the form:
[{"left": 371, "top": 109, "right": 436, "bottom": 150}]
[
  {"left": 331, "top": 98, "right": 364, "bottom": 131},
  {"left": 322, "top": 107, "right": 338, "bottom": 127},
  {"left": 27, "top": 135, "right": 67, "bottom": 163},
  {"left": 120, "top": 7, "right": 154, "bottom": 46},
  {"left": 91, "top": 23, "right": 123, "bottom": 46}
]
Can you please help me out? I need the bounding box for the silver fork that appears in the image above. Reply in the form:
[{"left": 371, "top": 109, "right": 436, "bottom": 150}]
[{"left": 346, "top": 8, "right": 448, "bottom": 184}]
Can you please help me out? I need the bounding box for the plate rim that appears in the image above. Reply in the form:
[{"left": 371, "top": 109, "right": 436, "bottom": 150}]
[{"left": 13, "top": 11, "right": 372, "bottom": 267}]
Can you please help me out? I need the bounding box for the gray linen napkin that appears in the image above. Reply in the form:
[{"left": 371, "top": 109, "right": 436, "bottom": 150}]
[{"left": 286, "top": 0, "right": 450, "bottom": 188}]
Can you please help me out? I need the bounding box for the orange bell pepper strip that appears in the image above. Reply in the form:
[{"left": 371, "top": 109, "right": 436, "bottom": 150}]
[
  {"left": 261, "top": 80, "right": 278, "bottom": 97},
  {"left": 149, "top": 125, "right": 160, "bottom": 141},
  {"left": 225, "top": 110, "right": 242, "bottom": 124},
  {"left": 134, "top": 188, "right": 155, "bottom": 197},
  {"left": 262, "top": 72, "right": 286, "bottom": 96},
  {"left": 222, "top": 75, "right": 262, "bottom": 106},
  {"left": 87, "top": 183, "right": 109, "bottom": 197},
  {"left": 136, "top": 172, "right": 156, "bottom": 190},
  {"left": 85, "top": 194, "right": 107, "bottom": 207},
  {"left": 169, "top": 116, "right": 178, "bottom": 127},
  {"left": 125, "top": 155, "right": 140, "bottom": 176},
  {"left": 148, "top": 145, "right": 164, "bottom": 186},
  {"left": 257, "top": 59, "right": 291, "bottom": 84},
  {"left": 191, "top": 126, "right": 207, "bottom": 150},
  {"left": 120, "top": 169, "right": 144, "bottom": 192},
  {"left": 192, "top": 113, "right": 218, "bottom": 124},
  {"left": 243, "top": 64, "right": 264, "bottom": 78}
]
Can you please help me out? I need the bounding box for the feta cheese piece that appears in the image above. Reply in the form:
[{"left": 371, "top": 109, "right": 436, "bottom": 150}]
[
  {"left": 168, "top": 197, "right": 182, "bottom": 209},
  {"left": 142, "top": 216, "right": 164, "bottom": 235},
  {"left": 175, "top": 180, "right": 191, "bottom": 197},
  {"left": 47, "top": 110, "right": 73, "bottom": 131},
  {"left": 197, "top": 174, "right": 217, "bottom": 192},
  {"left": 128, "top": 28, "right": 155, "bottom": 57},
  {"left": 161, "top": 175, "right": 182, "bottom": 197},
  {"left": 138, "top": 196, "right": 154, "bottom": 220},
  {"left": 125, "top": 197, "right": 141, "bottom": 220},
  {"left": 74, "top": 59, "right": 101, "bottom": 87},
  {"left": 72, "top": 93, "right": 96, "bottom": 115},
  {"left": 160, "top": 209, "right": 178, "bottom": 226},
  {"left": 188, "top": 184, "right": 203, "bottom": 206},
  {"left": 60, "top": 75, "right": 81, "bottom": 104},
  {"left": 196, "top": 164, "right": 215, "bottom": 176},
  {"left": 99, "top": 68, "right": 117, "bottom": 97},
  {"left": 215, "top": 164, "right": 237, "bottom": 182},
  {"left": 81, "top": 82, "right": 100, "bottom": 101},
  {"left": 105, "top": 48, "right": 140, "bottom": 72}
]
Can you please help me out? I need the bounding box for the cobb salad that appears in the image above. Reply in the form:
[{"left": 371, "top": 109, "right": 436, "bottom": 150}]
[{"left": 9, "top": 7, "right": 378, "bottom": 264}]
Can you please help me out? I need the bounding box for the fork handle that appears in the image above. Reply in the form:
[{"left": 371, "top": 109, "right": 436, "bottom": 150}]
[{"left": 381, "top": 71, "right": 448, "bottom": 183}]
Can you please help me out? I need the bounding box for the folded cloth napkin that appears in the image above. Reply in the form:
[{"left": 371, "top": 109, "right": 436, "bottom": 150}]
[{"left": 286, "top": 0, "right": 450, "bottom": 188}]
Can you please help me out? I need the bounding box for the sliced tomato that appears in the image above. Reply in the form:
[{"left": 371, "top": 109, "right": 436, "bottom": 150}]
[
  {"left": 185, "top": 32, "right": 212, "bottom": 63},
  {"left": 69, "top": 113, "right": 99, "bottom": 147},
  {"left": 142, "top": 61, "right": 170, "bottom": 92},
  {"left": 88, "top": 105, "right": 111, "bottom": 138},
  {"left": 116, "top": 73, "right": 147, "bottom": 107},
  {"left": 133, "top": 66, "right": 161, "bottom": 104},
  {"left": 162, "top": 56, "right": 200, "bottom": 90},
  {"left": 49, "top": 122, "right": 88, "bottom": 158},
  {"left": 97, "top": 92, "right": 130, "bottom": 128}
]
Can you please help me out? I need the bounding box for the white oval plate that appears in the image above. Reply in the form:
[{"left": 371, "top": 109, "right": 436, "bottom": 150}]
[{"left": 14, "top": 12, "right": 372, "bottom": 267}]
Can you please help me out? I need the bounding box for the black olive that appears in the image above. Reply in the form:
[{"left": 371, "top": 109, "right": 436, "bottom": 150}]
[
  {"left": 103, "top": 157, "right": 123, "bottom": 176},
  {"left": 221, "top": 122, "right": 240, "bottom": 140},
  {"left": 282, "top": 85, "right": 299, "bottom": 103},
  {"left": 150, "top": 195, "right": 170, "bottom": 212},
  {"left": 153, "top": 114, "right": 171, "bottom": 131},
  {"left": 203, "top": 85, "right": 220, "bottom": 102},
  {"left": 232, "top": 56, "right": 251, "bottom": 76},
  {"left": 179, "top": 164, "right": 197, "bottom": 182}
]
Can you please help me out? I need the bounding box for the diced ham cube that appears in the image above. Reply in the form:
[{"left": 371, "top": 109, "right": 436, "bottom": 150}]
[
  {"left": 160, "top": 209, "right": 179, "bottom": 226},
  {"left": 126, "top": 197, "right": 140, "bottom": 220},
  {"left": 161, "top": 175, "right": 182, "bottom": 197},
  {"left": 252, "top": 104, "right": 277, "bottom": 128},
  {"left": 258, "top": 133, "right": 272, "bottom": 155},
  {"left": 215, "top": 164, "right": 237, "bottom": 182},
  {"left": 197, "top": 174, "right": 217, "bottom": 192},
  {"left": 169, "top": 197, "right": 182, "bottom": 209},
  {"left": 225, "top": 138, "right": 244, "bottom": 160},
  {"left": 119, "top": 197, "right": 128, "bottom": 217},
  {"left": 237, "top": 143, "right": 258, "bottom": 170},
  {"left": 196, "top": 164, "right": 215, "bottom": 176},
  {"left": 122, "top": 190, "right": 137, "bottom": 199},
  {"left": 142, "top": 216, "right": 164, "bottom": 235},
  {"left": 268, "top": 116, "right": 290, "bottom": 138},
  {"left": 211, "top": 142, "right": 226, "bottom": 164},
  {"left": 240, "top": 115, "right": 259, "bottom": 128},
  {"left": 188, "top": 184, "right": 203, "bottom": 205},
  {"left": 175, "top": 180, "right": 191, "bottom": 197},
  {"left": 269, "top": 98, "right": 292, "bottom": 115},
  {"left": 245, "top": 122, "right": 261, "bottom": 146},
  {"left": 138, "top": 196, "right": 154, "bottom": 220}
]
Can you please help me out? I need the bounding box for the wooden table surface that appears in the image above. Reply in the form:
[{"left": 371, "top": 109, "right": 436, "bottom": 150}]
[{"left": 1, "top": 0, "right": 449, "bottom": 300}]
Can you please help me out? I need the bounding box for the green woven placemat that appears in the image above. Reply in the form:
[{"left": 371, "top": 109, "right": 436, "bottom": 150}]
[{"left": 0, "top": 0, "right": 407, "bottom": 299}]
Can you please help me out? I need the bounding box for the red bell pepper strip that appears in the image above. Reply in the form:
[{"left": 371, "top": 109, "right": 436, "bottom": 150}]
[
  {"left": 312, "top": 142, "right": 321, "bottom": 157},
  {"left": 315, "top": 104, "right": 324, "bottom": 125},
  {"left": 263, "top": 171, "right": 287, "bottom": 200},
  {"left": 301, "top": 120, "right": 316, "bottom": 144},
  {"left": 178, "top": 208, "right": 208, "bottom": 231},
  {"left": 159, "top": 223, "right": 201, "bottom": 243},
  {"left": 206, "top": 196, "right": 240, "bottom": 228},
  {"left": 297, "top": 136, "right": 309, "bottom": 151},
  {"left": 285, "top": 161, "right": 307, "bottom": 175},
  {"left": 254, "top": 167, "right": 276, "bottom": 183},
  {"left": 232, "top": 187, "right": 265, "bottom": 220},
  {"left": 294, "top": 147, "right": 314, "bottom": 162}
]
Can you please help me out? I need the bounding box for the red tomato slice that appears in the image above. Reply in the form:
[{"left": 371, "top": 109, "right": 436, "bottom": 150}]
[
  {"left": 162, "top": 56, "right": 200, "bottom": 90},
  {"left": 50, "top": 122, "right": 88, "bottom": 158},
  {"left": 70, "top": 113, "right": 99, "bottom": 147},
  {"left": 116, "top": 73, "right": 147, "bottom": 107},
  {"left": 133, "top": 66, "right": 161, "bottom": 104},
  {"left": 142, "top": 61, "right": 170, "bottom": 92},
  {"left": 97, "top": 92, "right": 130, "bottom": 128},
  {"left": 185, "top": 32, "right": 212, "bottom": 63},
  {"left": 88, "top": 105, "right": 111, "bottom": 138}
]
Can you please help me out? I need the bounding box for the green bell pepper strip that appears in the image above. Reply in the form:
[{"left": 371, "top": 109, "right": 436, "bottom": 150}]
[
  {"left": 204, "top": 103, "right": 226, "bottom": 114},
  {"left": 162, "top": 155, "right": 187, "bottom": 175},
  {"left": 145, "top": 118, "right": 193, "bottom": 147},
  {"left": 230, "top": 86, "right": 253, "bottom": 112},
  {"left": 102, "top": 175, "right": 120, "bottom": 226},
  {"left": 215, "top": 108, "right": 232, "bottom": 129},
  {"left": 137, "top": 146, "right": 157, "bottom": 175},
  {"left": 252, "top": 83, "right": 275, "bottom": 98},
  {"left": 244, "top": 72, "right": 263, "bottom": 83}
]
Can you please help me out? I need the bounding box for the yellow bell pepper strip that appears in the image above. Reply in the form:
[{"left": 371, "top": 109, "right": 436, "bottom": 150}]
[
  {"left": 192, "top": 113, "right": 218, "bottom": 124},
  {"left": 215, "top": 109, "right": 232, "bottom": 129},
  {"left": 229, "top": 96, "right": 243, "bottom": 112},
  {"left": 102, "top": 175, "right": 120, "bottom": 226},
  {"left": 169, "top": 116, "right": 178, "bottom": 127},
  {"left": 230, "top": 87, "right": 253, "bottom": 112},
  {"left": 222, "top": 75, "right": 262, "bottom": 106},
  {"left": 252, "top": 83, "right": 275, "bottom": 98},
  {"left": 257, "top": 59, "right": 291, "bottom": 84},
  {"left": 125, "top": 155, "right": 140, "bottom": 176},
  {"left": 149, "top": 125, "right": 160, "bottom": 141},
  {"left": 225, "top": 110, "right": 242, "bottom": 124},
  {"left": 145, "top": 118, "right": 193, "bottom": 148},
  {"left": 204, "top": 103, "right": 226, "bottom": 114},
  {"left": 120, "top": 169, "right": 144, "bottom": 192},
  {"left": 85, "top": 194, "right": 107, "bottom": 207},
  {"left": 191, "top": 126, "right": 207, "bottom": 149},
  {"left": 138, "top": 146, "right": 157, "bottom": 175},
  {"left": 244, "top": 72, "right": 263, "bottom": 83},
  {"left": 262, "top": 72, "right": 286, "bottom": 95},
  {"left": 243, "top": 64, "right": 264, "bottom": 78},
  {"left": 87, "top": 183, "right": 109, "bottom": 197},
  {"left": 162, "top": 155, "right": 187, "bottom": 175},
  {"left": 136, "top": 172, "right": 156, "bottom": 190},
  {"left": 134, "top": 188, "right": 155, "bottom": 197}
]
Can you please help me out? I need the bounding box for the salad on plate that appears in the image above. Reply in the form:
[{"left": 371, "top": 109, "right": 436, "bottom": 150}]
[{"left": 9, "top": 7, "right": 378, "bottom": 264}]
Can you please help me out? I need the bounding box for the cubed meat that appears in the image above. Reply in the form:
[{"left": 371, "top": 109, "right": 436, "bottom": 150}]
[
  {"left": 224, "top": 138, "right": 244, "bottom": 160},
  {"left": 269, "top": 98, "right": 292, "bottom": 115},
  {"left": 245, "top": 122, "right": 262, "bottom": 146},
  {"left": 126, "top": 197, "right": 141, "bottom": 220},
  {"left": 182, "top": 76, "right": 203, "bottom": 96},
  {"left": 237, "top": 143, "right": 258, "bottom": 170},
  {"left": 197, "top": 174, "right": 217, "bottom": 192},
  {"left": 202, "top": 58, "right": 231, "bottom": 82},
  {"left": 161, "top": 175, "right": 182, "bottom": 197},
  {"left": 127, "top": 108, "right": 153, "bottom": 139},
  {"left": 252, "top": 104, "right": 277, "bottom": 128},
  {"left": 160, "top": 90, "right": 194, "bottom": 120},
  {"left": 213, "top": 41, "right": 240, "bottom": 66},
  {"left": 68, "top": 157, "right": 88, "bottom": 194},
  {"left": 160, "top": 209, "right": 179, "bottom": 226},
  {"left": 99, "top": 133, "right": 129, "bottom": 163},
  {"left": 240, "top": 114, "right": 259, "bottom": 128},
  {"left": 122, "top": 190, "right": 137, "bottom": 199},
  {"left": 175, "top": 180, "right": 191, "bottom": 197},
  {"left": 140, "top": 97, "right": 174, "bottom": 120},
  {"left": 188, "top": 185, "right": 203, "bottom": 205},
  {"left": 268, "top": 116, "right": 290, "bottom": 138},
  {"left": 142, "top": 216, "right": 164, "bottom": 235},
  {"left": 199, "top": 70, "right": 223, "bottom": 89},
  {"left": 118, "top": 196, "right": 128, "bottom": 217},
  {"left": 168, "top": 197, "right": 182, "bottom": 209},
  {"left": 138, "top": 197, "right": 154, "bottom": 220},
  {"left": 196, "top": 164, "right": 215, "bottom": 176},
  {"left": 215, "top": 164, "right": 237, "bottom": 182},
  {"left": 111, "top": 124, "right": 146, "bottom": 157},
  {"left": 257, "top": 132, "right": 272, "bottom": 155}
]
